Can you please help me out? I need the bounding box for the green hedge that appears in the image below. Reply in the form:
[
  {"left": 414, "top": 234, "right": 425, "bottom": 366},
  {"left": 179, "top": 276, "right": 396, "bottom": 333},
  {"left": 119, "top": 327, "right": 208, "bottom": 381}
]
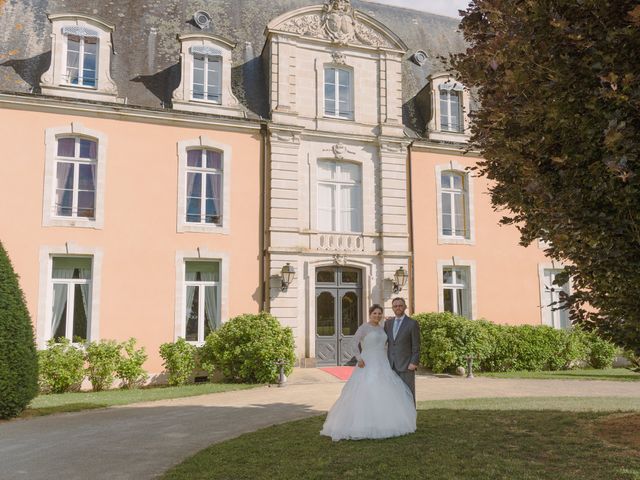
[
  {"left": 415, "top": 312, "right": 617, "bottom": 373},
  {"left": 200, "top": 312, "right": 295, "bottom": 383}
]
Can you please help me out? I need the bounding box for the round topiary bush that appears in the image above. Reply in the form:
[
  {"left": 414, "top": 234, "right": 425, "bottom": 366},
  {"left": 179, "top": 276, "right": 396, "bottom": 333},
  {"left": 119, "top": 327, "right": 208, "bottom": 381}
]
[
  {"left": 159, "top": 338, "right": 197, "bottom": 386},
  {"left": 0, "top": 241, "right": 38, "bottom": 418},
  {"left": 201, "top": 312, "right": 295, "bottom": 383}
]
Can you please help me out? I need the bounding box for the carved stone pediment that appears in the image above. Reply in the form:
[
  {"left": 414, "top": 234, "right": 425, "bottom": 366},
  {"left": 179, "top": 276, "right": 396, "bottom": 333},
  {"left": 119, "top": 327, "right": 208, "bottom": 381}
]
[{"left": 276, "top": 1, "right": 398, "bottom": 49}]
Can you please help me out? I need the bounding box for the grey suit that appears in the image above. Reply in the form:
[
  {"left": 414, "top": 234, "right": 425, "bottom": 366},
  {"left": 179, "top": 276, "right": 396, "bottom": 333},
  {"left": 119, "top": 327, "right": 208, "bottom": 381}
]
[{"left": 385, "top": 315, "right": 420, "bottom": 402}]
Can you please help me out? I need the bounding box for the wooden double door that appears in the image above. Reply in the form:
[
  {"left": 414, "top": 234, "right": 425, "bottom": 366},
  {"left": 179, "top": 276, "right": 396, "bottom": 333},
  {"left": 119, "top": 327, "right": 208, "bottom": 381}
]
[{"left": 315, "top": 266, "right": 363, "bottom": 366}]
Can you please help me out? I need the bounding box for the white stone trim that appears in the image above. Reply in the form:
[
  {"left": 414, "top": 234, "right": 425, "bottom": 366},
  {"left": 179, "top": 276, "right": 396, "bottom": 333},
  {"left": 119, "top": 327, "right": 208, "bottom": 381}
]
[
  {"left": 436, "top": 258, "right": 477, "bottom": 320},
  {"left": 40, "top": 14, "right": 118, "bottom": 102},
  {"left": 435, "top": 161, "right": 475, "bottom": 245},
  {"left": 42, "top": 123, "right": 108, "bottom": 229},
  {"left": 427, "top": 72, "right": 471, "bottom": 143},
  {"left": 174, "top": 249, "right": 230, "bottom": 345},
  {"left": 36, "top": 244, "right": 103, "bottom": 348},
  {"left": 172, "top": 34, "right": 244, "bottom": 118},
  {"left": 176, "top": 136, "right": 231, "bottom": 234},
  {"left": 537, "top": 262, "right": 571, "bottom": 327}
]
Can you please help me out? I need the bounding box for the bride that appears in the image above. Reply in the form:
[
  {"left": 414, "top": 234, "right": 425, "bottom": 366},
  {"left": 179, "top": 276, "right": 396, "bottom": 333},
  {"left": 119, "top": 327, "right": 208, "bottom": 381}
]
[{"left": 320, "top": 304, "right": 417, "bottom": 441}]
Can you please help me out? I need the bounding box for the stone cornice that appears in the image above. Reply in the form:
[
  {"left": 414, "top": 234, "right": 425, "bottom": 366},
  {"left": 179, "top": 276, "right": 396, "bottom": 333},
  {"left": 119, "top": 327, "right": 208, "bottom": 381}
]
[
  {"left": 410, "top": 139, "right": 482, "bottom": 158},
  {"left": 0, "top": 92, "right": 262, "bottom": 132}
]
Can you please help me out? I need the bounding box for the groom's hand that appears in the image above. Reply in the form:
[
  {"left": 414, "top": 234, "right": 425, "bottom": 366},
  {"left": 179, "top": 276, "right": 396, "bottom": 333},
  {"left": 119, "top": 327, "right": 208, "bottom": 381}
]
[
  {"left": 407, "top": 363, "right": 418, "bottom": 371},
  {"left": 357, "top": 360, "right": 365, "bottom": 368}
]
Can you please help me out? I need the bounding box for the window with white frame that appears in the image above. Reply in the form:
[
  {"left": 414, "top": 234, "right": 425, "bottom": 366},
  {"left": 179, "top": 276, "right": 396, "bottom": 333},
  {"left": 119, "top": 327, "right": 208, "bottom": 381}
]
[
  {"left": 324, "top": 67, "right": 353, "bottom": 120},
  {"left": 184, "top": 261, "right": 220, "bottom": 343},
  {"left": 317, "top": 160, "right": 362, "bottom": 233},
  {"left": 439, "top": 85, "right": 463, "bottom": 133},
  {"left": 185, "top": 149, "right": 223, "bottom": 225},
  {"left": 65, "top": 32, "right": 98, "bottom": 87},
  {"left": 441, "top": 171, "right": 469, "bottom": 238},
  {"left": 192, "top": 53, "right": 221, "bottom": 103},
  {"left": 54, "top": 136, "right": 97, "bottom": 219},
  {"left": 50, "top": 256, "right": 92, "bottom": 342},
  {"left": 442, "top": 267, "right": 471, "bottom": 318},
  {"left": 542, "top": 269, "right": 570, "bottom": 329}
]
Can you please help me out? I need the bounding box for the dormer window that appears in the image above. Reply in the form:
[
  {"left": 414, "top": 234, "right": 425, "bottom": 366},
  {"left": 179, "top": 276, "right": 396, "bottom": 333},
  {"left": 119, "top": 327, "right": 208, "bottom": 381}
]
[
  {"left": 64, "top": 30, "right": 98, "bottom": 87},
  {"left": 173, "top": 34, "right": 244, "bottom": 117},
  {"left": 40, "top": 14, "right": 118, "bottom": 102},
  {"left": 439, "top": 83, "right": 463, "bottom": 133},
  {"left": 428, "top": 73, "right": 470, "bottom": 142},
  {"left": 191, "top": 47, "right": 222, "bottom": 103}
]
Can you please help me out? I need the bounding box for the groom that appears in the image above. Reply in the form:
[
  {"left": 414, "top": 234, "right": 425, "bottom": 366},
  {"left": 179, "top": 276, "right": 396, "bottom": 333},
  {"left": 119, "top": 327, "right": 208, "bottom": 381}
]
[{"left": 385, "top": 297, "right": 420, "bottom": 403}]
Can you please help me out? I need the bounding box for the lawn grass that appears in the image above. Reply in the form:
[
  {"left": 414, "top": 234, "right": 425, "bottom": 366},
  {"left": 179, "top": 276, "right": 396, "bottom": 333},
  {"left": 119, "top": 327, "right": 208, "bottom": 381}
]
[
  {"left": 477, "top": 368, "right": 640, "bottom": 382},
  {"left": 162, "top": 397, "right": 640, "bottom": 480},
  {"left": 20, "top": 383, "right": 257, "bottom": 418}
]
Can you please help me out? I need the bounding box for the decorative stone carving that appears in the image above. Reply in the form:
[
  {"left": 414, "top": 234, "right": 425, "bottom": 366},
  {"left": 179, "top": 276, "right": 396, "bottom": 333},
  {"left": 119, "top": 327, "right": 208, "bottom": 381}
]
[
  {"left": 331, "top": 51, "right": 346, "bottom": 65},
  {"left": 272, "top": 131, "right": 301, "bottom": 144},
  {"left": 277, "top": 0, "right": 395, "bottom": 49},
  {"left": 379, "top": 141, "right": 405, "bottom": 154},
  {"left": 323, "top": 142, "right": 356, "bottom": 159},
  {"left": 323, "top": 0, "right": 356, "bottom": 45},
  {"left": 332, "top": 254, "right": 347, "bottom": 265}
]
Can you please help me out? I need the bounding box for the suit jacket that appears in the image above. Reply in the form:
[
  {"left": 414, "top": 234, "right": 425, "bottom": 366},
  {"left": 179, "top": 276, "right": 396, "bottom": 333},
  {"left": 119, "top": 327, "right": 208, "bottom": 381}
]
[{"left": 385, "top": 315, "right": 420, "bottom": 372}]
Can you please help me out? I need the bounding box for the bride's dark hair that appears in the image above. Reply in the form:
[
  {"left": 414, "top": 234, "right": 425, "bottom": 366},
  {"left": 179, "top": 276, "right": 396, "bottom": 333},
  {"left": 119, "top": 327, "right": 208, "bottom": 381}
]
[{"left": 368, "top": 304, "right": 383, "bottom": 315}]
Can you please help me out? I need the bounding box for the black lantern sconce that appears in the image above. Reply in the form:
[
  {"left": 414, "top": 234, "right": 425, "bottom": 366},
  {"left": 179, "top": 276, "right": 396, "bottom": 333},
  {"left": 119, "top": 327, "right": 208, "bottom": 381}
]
[
  {"left": 392, "top": 266, "right": 408, "bottom": 294},
  {"left": 280, "top": 263, "right": 295, "bottom": 292}
]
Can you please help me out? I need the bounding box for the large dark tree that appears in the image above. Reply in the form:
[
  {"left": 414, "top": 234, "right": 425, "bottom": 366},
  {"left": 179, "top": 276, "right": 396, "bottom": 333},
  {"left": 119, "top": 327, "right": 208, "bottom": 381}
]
[
  {"left": 452, "top": 0, "right": 640, "bottom": 354},
  {"left": 0, "top": 241, "right": 38, "bottom": 418}
]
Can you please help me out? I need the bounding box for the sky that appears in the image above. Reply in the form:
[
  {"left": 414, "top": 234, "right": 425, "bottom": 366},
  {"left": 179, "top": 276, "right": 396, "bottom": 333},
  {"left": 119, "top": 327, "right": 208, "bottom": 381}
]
[{"left": 362, "top": 0, "right": 470, "bottom": 18}]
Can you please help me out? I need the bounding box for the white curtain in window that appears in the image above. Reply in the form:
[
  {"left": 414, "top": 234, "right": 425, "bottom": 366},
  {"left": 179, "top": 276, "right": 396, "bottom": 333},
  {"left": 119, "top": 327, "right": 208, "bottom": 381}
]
[
  {"left": 318, "top": 183, "right": 335, "bottom": 231},
  {"left": 79, "top": 266, "right": 91, "bottom": 325},
  {"left": 51, "top": 264, "right": 75, "bottom": 337}
]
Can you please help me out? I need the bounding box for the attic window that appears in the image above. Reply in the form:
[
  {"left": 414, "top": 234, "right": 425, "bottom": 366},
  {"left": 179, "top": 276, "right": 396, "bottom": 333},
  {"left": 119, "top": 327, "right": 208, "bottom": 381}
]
[
  {"left": 64, "top": 33, "right": 98, "bottom": 87},
  {"left": 439, "top": 82, "right": 464, "bottom": 92}
]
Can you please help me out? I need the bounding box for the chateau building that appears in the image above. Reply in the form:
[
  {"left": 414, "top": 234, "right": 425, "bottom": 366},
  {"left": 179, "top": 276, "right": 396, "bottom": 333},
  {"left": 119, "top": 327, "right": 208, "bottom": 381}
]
[{"left": 0, "top": 0, "right": 565, "bottom": 373}]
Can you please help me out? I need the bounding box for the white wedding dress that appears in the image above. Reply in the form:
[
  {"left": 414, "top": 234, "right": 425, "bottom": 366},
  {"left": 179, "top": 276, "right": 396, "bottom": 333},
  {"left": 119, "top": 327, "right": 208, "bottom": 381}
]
[{"left": 320, "top": 322, "right": 417, "bottom": 441}]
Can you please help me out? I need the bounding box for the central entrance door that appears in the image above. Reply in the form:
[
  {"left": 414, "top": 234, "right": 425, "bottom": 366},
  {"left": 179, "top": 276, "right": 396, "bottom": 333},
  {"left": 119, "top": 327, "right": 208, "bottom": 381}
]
[{"left": 315, "top": 266, "right": 363, "bottom": 366}]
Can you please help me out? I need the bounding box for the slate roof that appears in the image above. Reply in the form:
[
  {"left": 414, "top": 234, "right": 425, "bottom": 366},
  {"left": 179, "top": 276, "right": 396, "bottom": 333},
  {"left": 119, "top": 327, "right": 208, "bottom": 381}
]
[{"left": 0, "top": 0, "right": 466, "bottom": 134}]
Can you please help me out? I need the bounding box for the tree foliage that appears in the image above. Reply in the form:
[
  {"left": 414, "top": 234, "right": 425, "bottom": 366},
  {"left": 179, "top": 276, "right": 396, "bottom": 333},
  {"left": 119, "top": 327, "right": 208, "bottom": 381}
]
[
  {"left": 452, "top": 0, "right": 640, "bottom": 354},
  {"left": 0, "top": 241, "right": 38, "bottom": 417}
]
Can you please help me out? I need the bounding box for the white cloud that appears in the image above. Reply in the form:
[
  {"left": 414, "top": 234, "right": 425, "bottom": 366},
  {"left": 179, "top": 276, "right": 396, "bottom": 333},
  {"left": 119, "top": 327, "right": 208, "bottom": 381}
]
[{"left": 361, "top": 0, "right": 470, "bottom": 18}]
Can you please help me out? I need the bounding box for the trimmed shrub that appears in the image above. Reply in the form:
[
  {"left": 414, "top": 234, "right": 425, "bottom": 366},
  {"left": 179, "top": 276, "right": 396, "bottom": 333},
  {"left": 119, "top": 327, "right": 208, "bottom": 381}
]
[
  {"left": 85, "top": 340, "right": 122, "bottom": 391},
  {"left": 38, "top": 338, "right": 85, "bottom": 393},
  {"left": 0, "top": 241, "right": 39, "bottom": 418},
  {"left": 116, "top": 338, "right": 148, "bottom": 389},
  {"left": 583, "top": 332, "right": 618, "bottom": 369},
  {"left": 416, "top": 312, "right": 616, "bottom": 373},
  {"left": 159, "top": 338, "right": 197, "bottom": 386},
  {"left": 201, "top": 312, "right": 295, "bottom": 383},
  {"left": 414, "top": 312, "right": 492, "bottom": 374}
]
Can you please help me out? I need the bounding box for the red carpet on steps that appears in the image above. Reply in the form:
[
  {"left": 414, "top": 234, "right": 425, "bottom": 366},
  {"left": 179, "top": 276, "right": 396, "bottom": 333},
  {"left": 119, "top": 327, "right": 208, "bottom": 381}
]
[{"left": 319, "top": 366, "right": 354, "bottom": 381}]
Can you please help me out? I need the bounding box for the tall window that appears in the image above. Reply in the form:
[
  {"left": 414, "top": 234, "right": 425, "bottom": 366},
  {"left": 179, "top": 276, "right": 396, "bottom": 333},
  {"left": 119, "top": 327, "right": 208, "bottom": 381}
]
[
  {"left": 317, "top": 160, "right": 362, "bottom": 233},
  {"left": 184, "top": 261, "right": 220, "bottom": 343},
  {"left": 542, "top": 269, "right": 570, "bottom": 329},
  {"left": 192, "top": 54, "right": 221, "bottom": 102},
  {"left": 54, "top": 137, "right": 97, "bottom": 219},
  {"left": 50, "top": 257, "right": 92, "bottom": 342},
  {"left": 442, "top": 267, "right": 470, "bottom": 318},
  {"left": 441, "top": 171, "right": 468, "bottom": 238},
  {"left": 186, "top": 149, "right": 223, "bottom": 225},
  {"left": 66, "top": 34, "right": 98, "bottom": 87},
  {"left": 439, "top": 88, "right": 463, "bottom": 132},
  {"left": 324, "top": 67, "right": 353, "bottom": 120}
]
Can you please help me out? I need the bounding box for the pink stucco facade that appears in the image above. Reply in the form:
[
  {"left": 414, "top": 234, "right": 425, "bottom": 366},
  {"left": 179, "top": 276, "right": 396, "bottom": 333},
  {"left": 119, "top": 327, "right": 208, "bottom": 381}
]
[
  {"left": 410, "top": 144, "right": 557, "bottom": 326},
  {"left": 0, "top": 101, "right": 262, "bottom": 372}
]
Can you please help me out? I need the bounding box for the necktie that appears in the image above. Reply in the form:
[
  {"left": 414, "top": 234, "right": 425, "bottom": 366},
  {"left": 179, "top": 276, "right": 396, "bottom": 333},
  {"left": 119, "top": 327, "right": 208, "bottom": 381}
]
[{"left": 393, "top": 318, "right": 401, "bottom": 339}]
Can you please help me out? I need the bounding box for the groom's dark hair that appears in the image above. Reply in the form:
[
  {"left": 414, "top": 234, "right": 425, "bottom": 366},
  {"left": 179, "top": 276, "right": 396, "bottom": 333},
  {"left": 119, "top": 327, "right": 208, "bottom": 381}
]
[{"left": 391, "top": 297, "right": 406, "bottom": 306}]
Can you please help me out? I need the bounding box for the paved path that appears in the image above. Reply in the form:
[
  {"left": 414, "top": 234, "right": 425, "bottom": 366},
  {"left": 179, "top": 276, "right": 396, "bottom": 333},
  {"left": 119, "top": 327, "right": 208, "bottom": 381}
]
[{"left": 1, "top": 370, "right": 638, "bottom": 480}]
